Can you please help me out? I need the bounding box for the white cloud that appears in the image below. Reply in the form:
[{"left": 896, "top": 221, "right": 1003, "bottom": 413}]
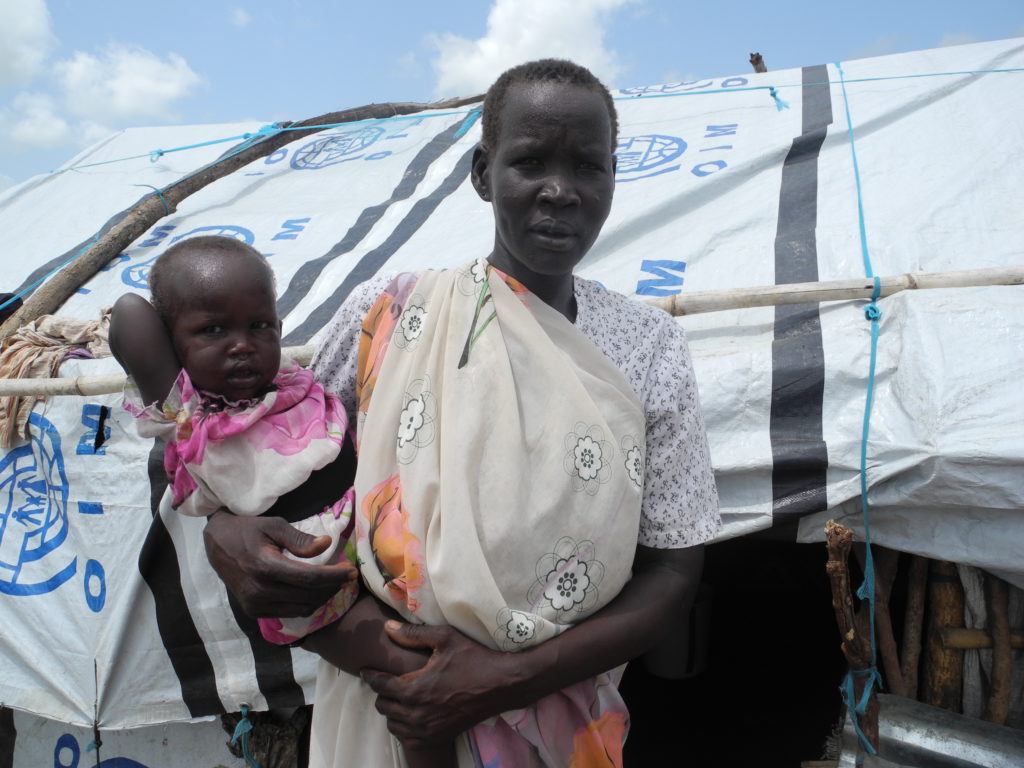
[
  {"left": 54, "top": 44, "right": 203, "bottom": 124},
  {"left": 6, "top": 92, "right": 73, "bottom": 148},
  {"left": 938, "top": 32, "right": 978, "bottom": 48},
  {"left": 0, "top": 0, "right": 57, "bottom": 86},
  {"left": 430, "top": 0, "right": 635, "bottom": 98},
  {"left": 230, "top": 7, "right": 252, "bottom": 28}
]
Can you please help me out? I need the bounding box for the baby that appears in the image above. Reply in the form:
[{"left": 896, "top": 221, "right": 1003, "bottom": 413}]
[{"left": 110, "top": 235, "right": 359, "bottom": 645}]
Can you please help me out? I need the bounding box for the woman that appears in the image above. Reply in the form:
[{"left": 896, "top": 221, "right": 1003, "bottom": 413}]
[{"left": 204, "top": 59, "right": 720, "bottom": 767}]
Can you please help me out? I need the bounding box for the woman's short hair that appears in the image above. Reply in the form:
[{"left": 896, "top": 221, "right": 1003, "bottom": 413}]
[{"left": 482, "top": 59, "right": 619, "bottom": 152}]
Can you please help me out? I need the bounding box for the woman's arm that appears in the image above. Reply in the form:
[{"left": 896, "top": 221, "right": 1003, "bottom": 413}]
[
  {"left": 362, "top": 543, "right": 704, "bottom": 746},
  {"left": 109, "top": 293, "right": 181, "bottom": 407},
  {"left": 202, "top": 510, "right": 427, "bottom": 674}
]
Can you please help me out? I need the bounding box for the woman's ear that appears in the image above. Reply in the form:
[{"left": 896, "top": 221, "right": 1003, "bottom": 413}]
[{"left": 471, "top": 145, "right": 491, "bottom": 202}]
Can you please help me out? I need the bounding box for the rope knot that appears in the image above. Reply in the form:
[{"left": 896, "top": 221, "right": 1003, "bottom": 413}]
[
  {"left": 148, "top": 149, "right": 165, "bottom": 163},
  {"left": 768, "top": 86, "right": 790, "bottom": 111},
  {"left": 231, "top": 704, "right": 261, "bottom": 768},
  {"left": 864, "top": 303, "right": 882, "bottom": 321}
]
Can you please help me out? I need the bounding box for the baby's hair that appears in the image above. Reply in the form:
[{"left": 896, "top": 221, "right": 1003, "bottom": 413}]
[
  {"left": 148, "top": 236, "right": 274, "bottom": 322},
  {"left": 482, "top": 59, "right": 619, "bottom": 153}
]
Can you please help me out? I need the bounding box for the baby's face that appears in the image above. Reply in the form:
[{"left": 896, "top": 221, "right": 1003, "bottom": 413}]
[{"left": 171, "top": 273, "right": 281, "bottom": 401}]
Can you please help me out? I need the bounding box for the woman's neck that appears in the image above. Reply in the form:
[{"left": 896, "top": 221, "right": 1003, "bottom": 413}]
[{"left": 487, "top": 256, "right": 577, "bottom": 322}]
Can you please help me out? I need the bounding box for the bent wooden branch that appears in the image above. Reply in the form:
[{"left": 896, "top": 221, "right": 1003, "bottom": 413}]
[
  {"left": 825, "top": 520, "right": 879, "bottom": 752},
  {"left": 0, "top": 95, "right": 483, "bottom": 342}
]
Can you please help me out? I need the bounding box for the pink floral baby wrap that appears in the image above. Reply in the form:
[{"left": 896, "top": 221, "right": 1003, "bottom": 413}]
[
  {"left": 124, "top": 363, "right": 358, "bottom": 644},
  {"left": 310, "top": 261, "right": 646, "bottom": 768}
]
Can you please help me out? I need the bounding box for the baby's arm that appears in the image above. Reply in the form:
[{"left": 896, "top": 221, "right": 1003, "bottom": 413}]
[{"left": 109, "top": 294, "right": 181, "bottom": 407}]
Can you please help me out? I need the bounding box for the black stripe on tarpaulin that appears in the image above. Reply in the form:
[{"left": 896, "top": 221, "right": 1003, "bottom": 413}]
[
  {"left": 282, "top": 145, "right": 476, "bottom": 345},
  {"left": 223, "top": 587, "right": 306, "bottom": 709},
  {"left": 769, "top": 64, "right": 833, "bottom": 525},
  {"left": 137, "top": 440, "right": 224, "bottom": 716},
  {"left": 276, "top": 120, "right": 467, "bottom": 319}
]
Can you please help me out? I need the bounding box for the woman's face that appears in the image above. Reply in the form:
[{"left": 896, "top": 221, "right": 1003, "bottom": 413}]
[{"left": 473, "top": 81, "right": 615, "bottom": 287}]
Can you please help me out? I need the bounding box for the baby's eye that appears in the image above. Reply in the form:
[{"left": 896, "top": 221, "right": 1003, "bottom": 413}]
[
  {"left": 201, "top": 325, "right": 224, "bottom": 335},
  {"left": 252, "top": 320, "right": 272, "bottom": 330},
  {"left": 513, "top": 157, "right": 542, "bottom": 168}
]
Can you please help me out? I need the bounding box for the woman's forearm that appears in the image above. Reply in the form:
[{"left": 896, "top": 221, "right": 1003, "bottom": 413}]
[
  {"left": 498, "top": 544, "right": 704, "bottom": 710},
  {"left": 364, "top": 543, "right": 706, "bottom": 744}
]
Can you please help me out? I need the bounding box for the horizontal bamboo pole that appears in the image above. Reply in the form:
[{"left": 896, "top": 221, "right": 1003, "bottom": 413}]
[
  {"left": 941, "top": 627, "right": 1024, "bottom": 650},
  {"left": 2, "top": 264, "right": 1022, "bottom": 398},
  {"left": 647, "top": 264, "right": 1024, "bottom": 316},
  {"left": 0, "top": 345, "right": 314, "bottom": 397}
]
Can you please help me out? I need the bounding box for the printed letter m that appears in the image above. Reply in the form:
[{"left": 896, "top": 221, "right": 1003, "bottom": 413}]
[{"left": 636, "top": 260, "right": 686, "bottom": 297}]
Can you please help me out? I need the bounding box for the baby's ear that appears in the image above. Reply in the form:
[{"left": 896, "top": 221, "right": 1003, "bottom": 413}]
[{"left": 470, "top": 145, "right": 491, "bottom": 202}]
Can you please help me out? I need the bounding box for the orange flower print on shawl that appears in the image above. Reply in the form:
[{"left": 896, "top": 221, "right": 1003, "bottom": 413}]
[
  {"left": 568, "top": 711, "right": 626, "bottom": 768},
  {"left": 360, "top": 474, "right": 425, "bottom": 612},
  {"left": 356, "top": 292, "right": 399, "bottom": 419}
]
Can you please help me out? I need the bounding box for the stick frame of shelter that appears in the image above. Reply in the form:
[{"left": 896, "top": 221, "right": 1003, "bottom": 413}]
[
  {"left": 0, "top": 96, "right": 483, "bottom": 342},
  {"left": 983, "top": 572, "right": 1012, "bottom": 725},
  {"left": 922, "top": 560, "right": 965, "bottom": 712},
  {"left": 900, "top": 554, "right": 928, "bottom": 699},
  {"left": 2, "top": 266, "right": 1022, "bottom": 397},
  {"left": 825, "top": 520, "right": 879, "bottom": 752}
]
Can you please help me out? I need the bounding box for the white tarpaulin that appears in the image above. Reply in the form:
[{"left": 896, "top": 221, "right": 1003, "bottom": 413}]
[{"left": 1, "top": 37, "right": 1022, "bottom": 736}]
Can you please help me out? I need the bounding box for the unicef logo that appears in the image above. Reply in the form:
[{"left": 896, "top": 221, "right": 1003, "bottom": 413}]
[
  {"left": 121, "top": 225, "right": 256, "bottom": 289},
  {"left": 290, "top": 126, "right": 387, "bottom": 170},
  {"left": 615, "top": 135, "right": 687, "bottom": 182},
  {"left": 0, "top": 413, "right": 75, "bottom": 596}
]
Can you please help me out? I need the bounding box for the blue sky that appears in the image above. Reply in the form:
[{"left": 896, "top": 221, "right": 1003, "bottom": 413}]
[{"left": 1, "top": 0, "right": 1021, "bottom": 190}]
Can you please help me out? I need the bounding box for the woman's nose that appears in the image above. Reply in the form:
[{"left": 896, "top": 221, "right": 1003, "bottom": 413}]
[{"left": 538, "top": 172, "right": 580, "bottom": 206}]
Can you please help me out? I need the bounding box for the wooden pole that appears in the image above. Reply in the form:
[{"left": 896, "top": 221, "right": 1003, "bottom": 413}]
[
  {"left": 0, "top": 95, "right": 483, "bottom": 342},
  {"left": 867, "top": 546, "right": 906, "bottom": 697},
  {"left": 646, "top": 264, "right": 1024, "bottom": 317},
  {"left": 982, "top": 572, "right": 1013, "bottom": 725},
  {"left": 940, "top": 627, "right": 1024, "bottom": 650},
  {"left": 921, "top": 560, "right": 964, "bottom": 712},
  {"left": 0, "top": 345, "right": 315, "bottom": 397},
  {"left": 4, "top": 265, "right": 1023, "bottom": 398},
  {"left": 825, "top": 521, "right": 878, "bottom": 752},
  {"left": 900, "top": 555, "right": 929, "bottom": 699}
]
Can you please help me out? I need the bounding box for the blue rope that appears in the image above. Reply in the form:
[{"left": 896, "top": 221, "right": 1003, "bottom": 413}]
[
  {"left": 0, "top": 234, "right": 101, "bottom": 312},
  {"left": 230, "top": 705, "right": 261, "bottom": 768},
  {"left": 768, "top": 86, "right": 790, "bottom": 111},
  {"left": 454, "top": 109, "right": 482, "bottom": 138},
  {"left": 132, "top": 184, "right": 171, "bottom": 215},
  {"left": 43, "top": 65, "right": 1023, "bottom": 178},
  {"left": 837, "top": 59, "right": 883, "bottom": 757}
]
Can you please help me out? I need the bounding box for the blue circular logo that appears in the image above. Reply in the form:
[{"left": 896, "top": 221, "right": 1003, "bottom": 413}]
[
  {"left": 0, "top": 413, "right": 75, "bottom": 596},
  {"left": 615, "top": 135, "right": 687, "bottom": 182},
  {"left": 121, "top": 226, "right": 256, "bottom": 289},
  {"left": 290, "top": 126, "right": 386, "bottom": 170}
]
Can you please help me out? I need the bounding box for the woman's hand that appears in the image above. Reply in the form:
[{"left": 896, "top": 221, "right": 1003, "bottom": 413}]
[
  {"left": 362, "top": 544, "right": 705, "bottom": 745},
  {"left": 203, "top": 509, "right": 357, "bottom": 618},
  {"left": 361, "top": 622, "right": 520, "bottom": 746}
]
